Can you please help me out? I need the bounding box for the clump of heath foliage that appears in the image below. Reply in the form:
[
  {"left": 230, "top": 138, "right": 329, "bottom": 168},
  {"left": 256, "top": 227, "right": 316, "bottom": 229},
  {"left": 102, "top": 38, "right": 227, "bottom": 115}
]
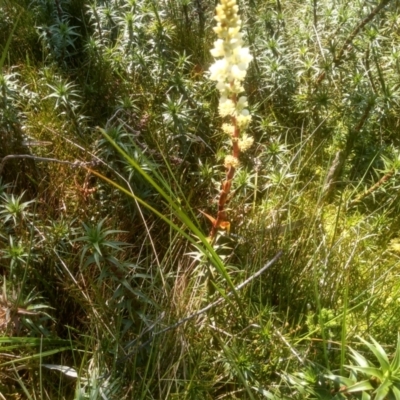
[{"left": 1, "top": 0, "right": 400, "bottom": 399}]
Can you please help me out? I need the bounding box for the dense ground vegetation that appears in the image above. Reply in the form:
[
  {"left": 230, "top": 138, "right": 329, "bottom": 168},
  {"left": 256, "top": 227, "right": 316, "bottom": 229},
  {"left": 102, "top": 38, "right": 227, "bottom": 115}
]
[{"left": 1, "top": 0, "right": 400, "bottom": 398}]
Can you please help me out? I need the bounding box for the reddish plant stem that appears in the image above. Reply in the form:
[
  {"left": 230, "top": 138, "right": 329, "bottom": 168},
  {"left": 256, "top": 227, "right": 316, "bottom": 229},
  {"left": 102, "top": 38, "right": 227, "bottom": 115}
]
[{"left": 210, "top": 93, "right": 240, "bottom": 239}]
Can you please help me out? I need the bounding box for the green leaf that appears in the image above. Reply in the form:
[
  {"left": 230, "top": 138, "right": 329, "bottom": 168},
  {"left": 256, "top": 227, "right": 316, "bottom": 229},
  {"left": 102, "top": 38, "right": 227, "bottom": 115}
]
[
  {"left": 0, "top": 12, "right": 21, "bottom": 70},
  {"left": 392, "top": 385, "right": 400, "bottom": 400},
  {"left": 361, "top": 392, "right": 371, "bottom": 400},
  {"left": 0, "top": 347, "right": 71, "bottom": 367},
  {"left": 347, "top": 365, "right": 384, "bottom": 381},
  {"left": 374, "top": 379, "right": 391, "bottom": 400},
  {"left": 345, "top": 380, "right": 374, "bottom": 393},
  {"left": 42, "top": 364, "right": 79, "bottom": 379},
  {"left": 391, "top": 334, "right": 400, "bottom": 372},
  {"left": 359, "top": 336, "right": 390, "bottom": 371},
  {"left": 0, "top": 337, "right": 71, "bottom": 346},
  {"left": 349, "top": 347, "right": 370, "bottom": 368},
  {"left": 98, "top": 130, "right": 242, "bottom": 305},
  {"left": 251, "top": 386, "right": 277, "bottom": 399},
  {"left": 325, "top": 374, "right": 356, "bottom": 387}
]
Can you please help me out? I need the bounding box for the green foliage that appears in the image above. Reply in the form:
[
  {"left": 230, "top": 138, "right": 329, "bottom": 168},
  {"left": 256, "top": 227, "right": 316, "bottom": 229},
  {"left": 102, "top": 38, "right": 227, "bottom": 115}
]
[
  {"left": 281, "top": 335, "right": 400, "bottom": 400},
  {"left": 1, "top": 0, "right": 400, "bottom": 398},
  {"left": 345, "top": 335, "right": 400, "bottom": 400},
  {"left": 74, "top": 217, "right": 128, "bottom": 269}
]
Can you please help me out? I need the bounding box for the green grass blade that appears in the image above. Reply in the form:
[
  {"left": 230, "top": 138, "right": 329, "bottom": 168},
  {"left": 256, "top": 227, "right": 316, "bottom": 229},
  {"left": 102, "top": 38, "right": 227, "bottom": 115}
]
[
  {"left": 0, "top": 347, "right": 72, "bottom": 367},
  {"left": 97, "top": 131, "right": 241, "bottom": 301},
  {"left": 0, "top": 12, "right": 21, "bottom": 70}
]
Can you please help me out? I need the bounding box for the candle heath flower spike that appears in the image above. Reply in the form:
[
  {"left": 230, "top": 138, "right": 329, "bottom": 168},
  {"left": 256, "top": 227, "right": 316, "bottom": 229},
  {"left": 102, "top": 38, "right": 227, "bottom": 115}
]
[
  {"left": 207, "top": 0, "right": 253, "bottom": 240},
  {"left": 210, "top": 1, "right": 253, "bottom": 104}
]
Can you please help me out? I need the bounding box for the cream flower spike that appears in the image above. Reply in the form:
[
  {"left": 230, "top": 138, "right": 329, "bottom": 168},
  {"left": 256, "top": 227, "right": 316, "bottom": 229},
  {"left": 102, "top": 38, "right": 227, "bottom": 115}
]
[
  {"left": 207, "top": 0, "right": 254, "bottom": 239},
  {"left": 209, "top": 0, "right": 253, "bottom": 124}
]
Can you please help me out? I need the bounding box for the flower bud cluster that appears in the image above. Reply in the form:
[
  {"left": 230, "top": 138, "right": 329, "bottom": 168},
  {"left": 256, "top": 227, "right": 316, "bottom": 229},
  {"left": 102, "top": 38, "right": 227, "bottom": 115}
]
[{"left": 209, "top": 0, "right": 253, "bottom": 167}]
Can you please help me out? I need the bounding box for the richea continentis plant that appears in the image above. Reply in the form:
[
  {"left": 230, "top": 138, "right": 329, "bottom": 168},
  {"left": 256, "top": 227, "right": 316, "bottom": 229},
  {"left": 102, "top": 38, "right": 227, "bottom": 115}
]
[{"left": 205, "top": 0, "right": 253, "bottom": 240}]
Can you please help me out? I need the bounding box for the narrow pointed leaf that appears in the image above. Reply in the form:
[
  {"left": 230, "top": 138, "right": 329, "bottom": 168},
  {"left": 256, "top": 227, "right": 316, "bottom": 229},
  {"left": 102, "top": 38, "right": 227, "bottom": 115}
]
[
  {"left": 391, "top": 333, "right": 400, "bottom": 371},
  {"left": 96, "top": 133, "right": 241, "bottom": 303},
  {"left": 361, "top": 392, "right": 371, "bottom": 400},
  {"left": 359, "top": 336, "right": 390, "bottom": 370},
  {"left": 374, "top": 379, "right": 391, "bottom": 400},
  {"left": 251, "top": 387, "right": 276, "bottom": 399},
  {"left": 0, "top": 13, "right": 21, "bottom": 70},
  {"left": 345, "top": 380, "right": 374, "bottom": 393},
  {"left": 325, "top": 374, "right": 356, "bottom": 387},
  {"left": 42, "top": 364, "right": 79, "bottom": 379},
  {"left": 349, "top": 347, "right": 370, "bottom": 368},
  {"left": 347, "top": 365, "right": 384, "bottom": 380},
  {"left": 392, "top": 385, "right": 400, "bottom": 400},
  {"left": 0, "top": 347, "right": 71, "bottom": 367}
]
